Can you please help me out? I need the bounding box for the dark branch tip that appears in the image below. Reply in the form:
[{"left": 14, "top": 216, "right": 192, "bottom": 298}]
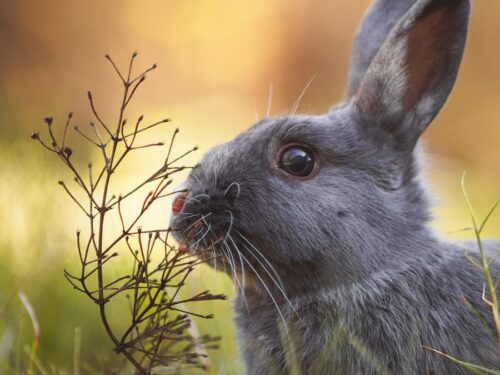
[{"left": 63, "top": 147, "right": 73, "bottom": 157}]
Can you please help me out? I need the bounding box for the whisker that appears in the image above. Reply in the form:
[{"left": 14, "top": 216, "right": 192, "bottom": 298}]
[
  {"left": 238, "top": 250, "right": 290, "bottom": 337},
  {"left": 201, "top": 214, "right": 211, "bottom": 226},
  {"left": 199, "top": 163, "right": 213, "bottom": 191},
  {"left": 186, "top": 193, "right": 210, "bottom": 203},
  {"left": 224, "top": 240, "right": 250, "bottom": 313},
  {"left": 172, "top": 213, "right": 198, "bottom": 224},
  {"left": 209, "top": 239, "right": 218, "bottom": 278},
  {"left": 194, "top": 223, "right": 211, "bottom": 252},
  {"left": 290, "top": 74, "right": 317, "bottom": 119},
  {"left": 222, "top": 242, "right": 238, "bottom": 292},
  {"left": 191, "top": 173, "right": 206, "bottom": 192},
  {"left": 218, "top": 243, "right": 228, "bottom": 276},
  {"left": 224, "top": 210, "right": 244, "bottom": 287},
  {"left": 212, "top": 161, "right": 219, "bottom": 191},
  {"left": 236, "top": 232, "right": 301, "bottom": 322},
  {"left": 224, "top": 182, "right": 241, "bottom": 200},
  {"left": 226, "top": 234, "right": 246, "bottom": 290},
  {"left": 237, "top": 231, "right": 283, "bottom": 288},
  {"left": 182, "top": 213, "right": 212, "bottom": 234},
  {"left": 266, "top": 81, "right": 274, "bottom": 118},
  {"left": 191, "top": 225, "right": 205, "bottom": 242},
  {"left": 224, "top": 210, "right": 234, "bottom": 242}
]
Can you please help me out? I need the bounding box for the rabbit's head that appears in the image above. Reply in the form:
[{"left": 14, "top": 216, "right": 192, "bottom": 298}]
[{"left": 171, "top": 0, "right": 471, "bottom": 294}]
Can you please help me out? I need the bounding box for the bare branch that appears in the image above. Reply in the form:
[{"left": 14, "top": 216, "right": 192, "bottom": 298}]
[{"left": 32, "top": 52, "right": 224, "bottom": 374}]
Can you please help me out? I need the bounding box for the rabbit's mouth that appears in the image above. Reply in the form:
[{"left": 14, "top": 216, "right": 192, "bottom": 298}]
[
  {"left": 170, "top": 186, "right": 243, "bottom": 253},
  {"left": 172, "top": 202, "right": 285, "bottom": 292},
  {"left": 171, "top": 210, "right": 254, "bottom": 279},
  {"left": 171, "top": 206, "right": 236, "bottom": 261}
]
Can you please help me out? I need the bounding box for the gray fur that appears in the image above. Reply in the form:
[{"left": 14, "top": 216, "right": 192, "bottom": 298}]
[{"left": 171, "top": 0, "right": 500, "bottom": 373}]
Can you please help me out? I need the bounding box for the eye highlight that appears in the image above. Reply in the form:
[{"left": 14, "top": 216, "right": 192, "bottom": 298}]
[{"left": 278, "top": 145, "right": 316, "bottom": 177}]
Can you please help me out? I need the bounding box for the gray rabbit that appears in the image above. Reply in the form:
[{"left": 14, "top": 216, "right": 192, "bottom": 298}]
[{"left": 171, "top": 0, "right": 500, "bottom": 373}]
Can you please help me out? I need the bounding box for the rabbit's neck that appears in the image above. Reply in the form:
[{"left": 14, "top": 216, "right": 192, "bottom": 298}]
[{"left": 233, "top": 240, "right": 481, "bottom": 374}]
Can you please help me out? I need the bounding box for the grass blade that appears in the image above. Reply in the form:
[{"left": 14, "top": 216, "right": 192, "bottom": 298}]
[{"left": 18, "top": 291, "right": 40, "bottom": 375}]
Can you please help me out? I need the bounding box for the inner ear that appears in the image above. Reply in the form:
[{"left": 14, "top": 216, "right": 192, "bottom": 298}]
[
  {"left": 404, "top": 3, "right": 462, "bottom": 111},
  {"left": 354, "top": 0, "right": 470, "bottom": 152}
]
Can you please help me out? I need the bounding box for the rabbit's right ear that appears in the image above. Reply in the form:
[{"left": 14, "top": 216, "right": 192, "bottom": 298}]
[
  {"left": 346, "top": 0, "right": 418, "bottom": 99},
  {"left": 352, "top": 0, "right": 470, "bottom": 153}
]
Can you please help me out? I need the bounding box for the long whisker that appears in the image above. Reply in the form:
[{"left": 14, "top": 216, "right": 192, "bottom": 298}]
[
  {"left": 185, "top": 193, "right": 210, "bottom": 204},
  {"left": 222, "top": 242, "right": 238, "bottom": 292},
  {"left": 224, "top": 210, "right": 234, "bottom": 242},
  {"left": 182, "top": 213, "right": 212, "bottom": 234},
  {"left": 227, "top": 232, "right": 246, "bottom": 290},
  {"left": 224, "top": 241, "right": 250, "bottom": 314},
  {"left": 189, "top": 193, "right": 210, "bottom": 200},
  {"left": 224, "top": 211, "right": 244, "bottom": 288},
  {"left": 172, "top": 213, "right": 198, "bottom": 224},
  {"left": 237, "top": 231, "right": 283, "bottom": 288},
  {"left": 266, "top": 81, "right": 274, "bottom": 118},
  {"left": 194, "top": 223, "right": 211, "bottom": 251},
  {"left": 290, "top": 74, "right": 317, "bottom": 118},
  {"left": 238, "top": 250, "right": 290, "bottom": 337},
  {"left": 191, "top": 225, "right": 205, "bottom": 242},
  {"left": 210, "top": 239, "right": 218, "bottom": 279},
  {"left": 240, "top": 241, "right": 301, "bottom": 322},
  {"left": 215, "top": 241, "right": 228, "bottom": 276},
  {"left": 236, "top": 232, "right": 301, "bottom": 322}
]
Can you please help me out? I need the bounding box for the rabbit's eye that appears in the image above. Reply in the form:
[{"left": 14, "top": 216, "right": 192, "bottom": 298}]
[{"left": 278, "top": 146, "right": 315, "bottom": 177}]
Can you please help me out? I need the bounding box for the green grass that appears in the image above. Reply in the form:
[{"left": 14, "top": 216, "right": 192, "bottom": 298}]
[{"left": 425, "top": 176, "right": 500, "bottom": 375}]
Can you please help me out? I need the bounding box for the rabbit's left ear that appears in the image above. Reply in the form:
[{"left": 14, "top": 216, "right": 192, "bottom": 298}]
[
  {"left": 346, "top": 0, "right": 418, "bottom": 99},
  {"left": 352, "top": 0, "right": 470, "bottom": 152}
]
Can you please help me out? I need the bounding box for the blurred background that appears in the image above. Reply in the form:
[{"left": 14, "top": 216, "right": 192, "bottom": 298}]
[{"left": 0, "top": 0, "right": 498, "bottom": 373}]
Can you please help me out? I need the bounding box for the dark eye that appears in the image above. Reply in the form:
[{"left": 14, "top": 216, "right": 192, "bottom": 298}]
[{"left": 278, "top": 146, "right": 316, "bottom": 177}]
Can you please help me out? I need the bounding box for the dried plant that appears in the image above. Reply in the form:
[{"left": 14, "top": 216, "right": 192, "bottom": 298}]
[{"left": 31, "top": 52, "right": 225, "bottom": 374}]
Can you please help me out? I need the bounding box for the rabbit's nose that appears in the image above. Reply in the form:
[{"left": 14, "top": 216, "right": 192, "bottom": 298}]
[{"left": 172, "top": 193, "right": 187, "bottom": 215}]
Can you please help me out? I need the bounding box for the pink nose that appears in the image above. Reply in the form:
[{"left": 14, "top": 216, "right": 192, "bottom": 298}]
[{"left": 172, "top": 194, "right": 186, "bottom": 215}]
